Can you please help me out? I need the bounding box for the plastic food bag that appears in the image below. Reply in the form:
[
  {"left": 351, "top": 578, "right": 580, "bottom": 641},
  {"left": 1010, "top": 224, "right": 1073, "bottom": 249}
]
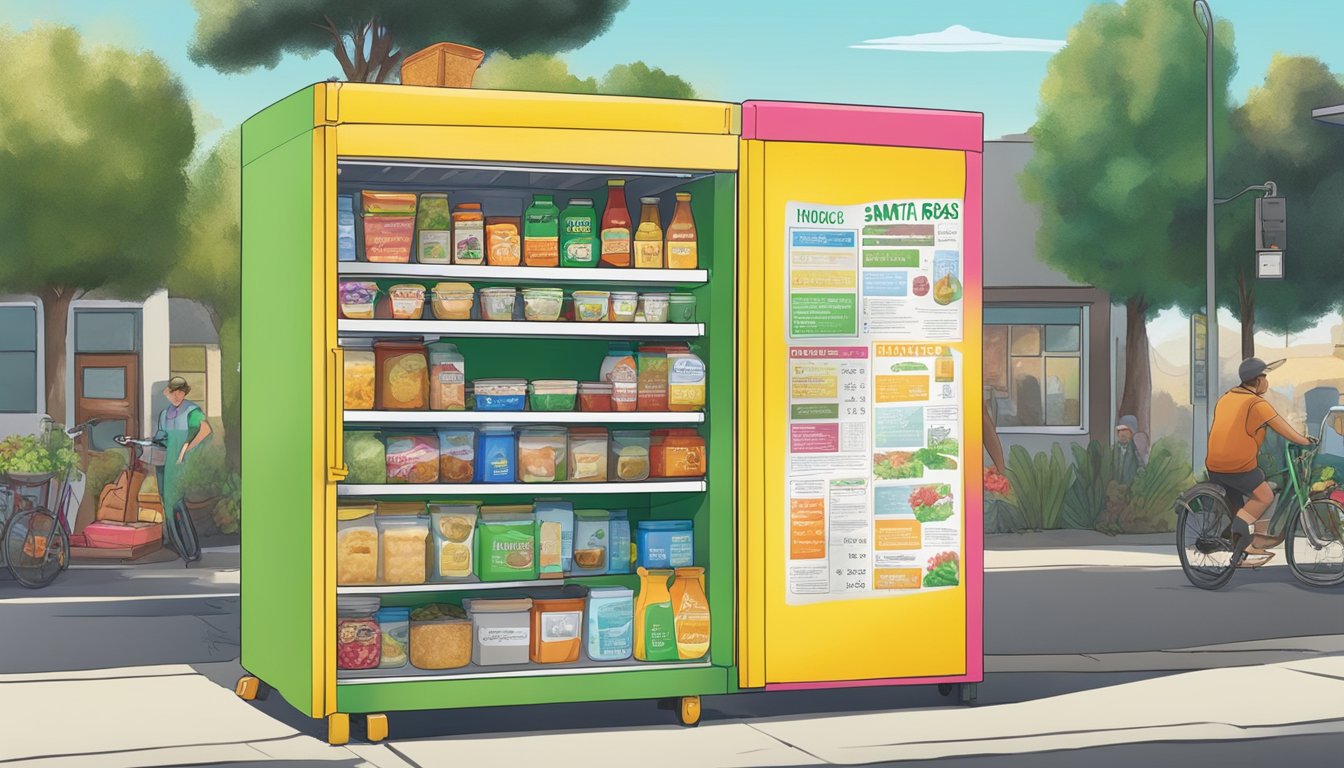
[{"left": 343, "top": 432, "right": 386, "bottom": 485}]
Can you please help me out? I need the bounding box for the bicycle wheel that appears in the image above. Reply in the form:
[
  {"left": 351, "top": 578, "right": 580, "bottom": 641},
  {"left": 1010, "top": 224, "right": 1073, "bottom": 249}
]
[
  {"left": 1176, "top": 485, "right": 1238, "bottom": 590},
  {"left": 164, "top": 501, "right": 201, "bottom": 565},
  {"left": 1286, "top": 497, "right": 1344, "bottom": 587},
  {"left": 3, "top": 508, "right": 69, "bottom": 589}
]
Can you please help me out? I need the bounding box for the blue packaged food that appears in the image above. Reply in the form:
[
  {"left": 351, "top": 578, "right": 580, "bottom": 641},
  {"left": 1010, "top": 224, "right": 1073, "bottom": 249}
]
[
  {"left": 474, "top": 425, "right": 516, "bottom": 483},
  {"left": 338, "top": 195, "right": 357, "bottom": 261},
  {"left": 473, "top": 378, "right": 528, "bottom": 411},
  {"left": 586, "top": 586, "right": 634, "bottom": 662},
  {"left": 607, "top": 509, "right": 631, "bottom": 574},
  {"left": 636, "top": 520, "right": 694, "bottom": 569}
]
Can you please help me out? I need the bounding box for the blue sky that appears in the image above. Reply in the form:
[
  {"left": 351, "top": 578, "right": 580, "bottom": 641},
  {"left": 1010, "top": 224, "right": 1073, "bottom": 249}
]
[{"left": 4, "top": 0, "right": 1344, "bottom": 152}]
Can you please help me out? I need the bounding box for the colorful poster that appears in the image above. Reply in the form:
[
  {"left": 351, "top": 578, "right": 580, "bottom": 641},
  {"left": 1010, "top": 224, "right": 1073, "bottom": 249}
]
[{"left": 783, "top": 198, "right": 965, "bottom": 605}]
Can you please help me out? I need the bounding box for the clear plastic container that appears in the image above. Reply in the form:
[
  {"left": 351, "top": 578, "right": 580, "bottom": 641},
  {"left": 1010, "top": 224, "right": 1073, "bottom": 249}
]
[
  {"left": 473, "top": 378, "right": 527, "bottom": 411},
  {"left": 337, "top": 505, "right": 378, "bottom": 585},
  {"left": 409, "top": 603, "right": 471, "bottom": 670},
  {"left": 586, "top": 586, "right": 635, "bottom": 661},
  {"left": 608, "top": 509, "right": 631, "bottom": 574},
  {"left": 517, "top": 426, "right": 568, "bottom": 483},
  {"left": 529, "top": 379, "right": 578, "bottom": 411},
  {"left": 336, "top": 596, "right": 381, "bottom": 670},
  {"left": 572, "top": 290, "right": 610, "bottom": 322},
  {"left": 339, "top": 281, "right": 378, "bottom": 320},
  {"left": 375, "top": 607, "right": 409, "bottom": 668},
  {"left": 465, "top": 598, "right": 534, "bottom": 666},
  {"left": 429, "top": 282, "right": 474, "bottom": 320},
  {"left": 609, "top": 291, "right": 638, "bottom": 322},
  {"left": 579, "top": 381, "right": 613, "bottom": 412},
  {"left": 343, "top": 350, "right": 376, "bottom": 410},
  {"left": 427, "top": 342, "right": 466, "bottom": 411},
  {"left": 567, "top": 427, "right": 608, "bottom": 483},
  {"left": 388, "top": 283, "right": 427, "bottom": 320},
  {"left": 572, "top": 510, "right": 610, "bottom": 575},
  {"left": 668, "top": 293, "right": 697, "bottom": 323},
  {"left": 478, "top": 287, "right": 518, "bottom": 321},
  {"left": 374, "top": 340, "right": 428, "bottom": 411},
  {"left": 609, "top": 430, "right": 651, "bottom": 482},
  {"left": 376, "top": 515, "right": 429, "bottom": 585},
  {"left": 429, "top": 503, "right": 476, "bottom": 580},
  {"left": 637, "top": 293, "right": 670, "bottom": 323},
  {"left": 435, "top": 427, "right": 475, "bottom": 483},
  {"left": 522, "top": 287, "right": 564, "bottom": 321}
]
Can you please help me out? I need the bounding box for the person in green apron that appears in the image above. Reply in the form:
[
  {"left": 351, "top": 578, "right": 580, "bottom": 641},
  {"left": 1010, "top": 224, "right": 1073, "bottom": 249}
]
[{"left": 152, "top": 377, "right": 213, "bottom": 521}]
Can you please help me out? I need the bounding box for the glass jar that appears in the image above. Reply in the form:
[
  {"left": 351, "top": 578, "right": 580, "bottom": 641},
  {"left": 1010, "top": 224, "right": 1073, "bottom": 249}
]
[
  {"left": 336, "top": 596, "right": 382, "bottom": 670},
  {"left": 517, "top": 426, "right": 568, "bottom": 483}
]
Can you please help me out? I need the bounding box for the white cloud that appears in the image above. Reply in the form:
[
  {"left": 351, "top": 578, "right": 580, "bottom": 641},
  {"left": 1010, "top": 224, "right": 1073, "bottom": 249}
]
[{"left": 852, "top": 24, "right": 1064, "bottom": 53}]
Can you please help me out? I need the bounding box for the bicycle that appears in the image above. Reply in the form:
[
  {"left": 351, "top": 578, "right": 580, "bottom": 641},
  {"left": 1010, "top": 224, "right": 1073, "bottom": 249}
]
[
  {"left": 1176, "top": 408, "right": 1344, "bottom": 590},
  {"left": 116, "top": 435, "right": 202, "bottom": 565},
  {"left": 1, "top": 417, "right": 101, "bottom": 589}
]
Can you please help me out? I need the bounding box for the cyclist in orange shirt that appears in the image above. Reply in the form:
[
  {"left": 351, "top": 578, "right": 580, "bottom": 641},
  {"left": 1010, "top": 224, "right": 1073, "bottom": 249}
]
[{"left": 1206, "top": 357, "right": 1313, "bottom": 563}]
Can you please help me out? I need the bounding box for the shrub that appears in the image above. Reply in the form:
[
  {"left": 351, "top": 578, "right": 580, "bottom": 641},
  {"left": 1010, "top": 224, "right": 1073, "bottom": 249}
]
[
  {"left": 1003, "top": 444, "right": 1070, "bottom": 530},
  {"left": 180, "top": 443, "right": 229, "bottom": 501},
  {"left": 212, "top": 473, "right": 241, "bottom": 535},
  {"left": 1097, "top": 438, "right": 1193, "bottom": 534},
  {"left": 84, "top": 449, "right": 129, "bottom": 504}
]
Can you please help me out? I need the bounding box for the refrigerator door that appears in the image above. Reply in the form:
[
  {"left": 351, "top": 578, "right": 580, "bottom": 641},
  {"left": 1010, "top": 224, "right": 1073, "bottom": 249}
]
[{"left": 737, "top": 101, "right": 984, "bottom": 689}]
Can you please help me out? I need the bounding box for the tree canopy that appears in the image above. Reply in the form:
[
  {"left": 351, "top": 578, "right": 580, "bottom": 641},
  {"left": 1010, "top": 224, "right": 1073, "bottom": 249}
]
[
  {"left": 474, "top": 53, "right": 695, "bottom": 99},
  {"left": 189, "top": 0, "right": 629, "bottom": 82}
]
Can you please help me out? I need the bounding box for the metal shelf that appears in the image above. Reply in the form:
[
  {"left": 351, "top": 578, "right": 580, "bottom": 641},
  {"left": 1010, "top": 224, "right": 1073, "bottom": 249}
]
[
  {"left": 336, "top": 262, "right": 708, "bottom": 285},
  {"left": 337, "top": 319, "right": 702, "bottom": 339},
  {"left": 337, "top": 575, "right": 635, "bottom": 596},
  {"left": 337, "top": 660, "right": 712, "bottom": 685},
  {"left": 342, "top": 410, "right": 705, "bottom": 425},
  {"left": 336, "top": 481, "right": 706, "bottom": 497}
]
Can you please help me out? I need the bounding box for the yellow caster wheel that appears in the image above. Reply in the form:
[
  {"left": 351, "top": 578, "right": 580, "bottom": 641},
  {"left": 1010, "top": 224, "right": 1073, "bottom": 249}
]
[
  {"left": 678, "top": 695, "right": 701, "bottom": 727},
  {"left": 365, "top": 714, "right": 389, "bottom": 743},
  {"left": 234, "top": 676, "right": 260, "bottom": 701},
  {"left": 327, "top": 713, "right": 350, "bottom": 746}
]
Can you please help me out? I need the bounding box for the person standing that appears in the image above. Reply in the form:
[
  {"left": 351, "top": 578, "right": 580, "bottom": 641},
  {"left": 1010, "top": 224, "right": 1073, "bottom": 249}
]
[{"left": 153, "top": 377, "right": 212, "bottom": 520}]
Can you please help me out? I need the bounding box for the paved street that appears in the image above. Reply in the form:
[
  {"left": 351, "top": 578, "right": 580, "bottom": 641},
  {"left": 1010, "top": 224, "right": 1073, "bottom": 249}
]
[{"left": 3, "top": 534, "right": 1344, "bottom": 766}]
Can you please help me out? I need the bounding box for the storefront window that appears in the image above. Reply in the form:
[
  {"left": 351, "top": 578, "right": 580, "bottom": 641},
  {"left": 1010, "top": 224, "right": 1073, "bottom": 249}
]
[
  {"left": 985, "top": 307, "right": 1085, "bottom": 431},
  {"left": 0, "top": 305, "right": 39, "bottom": 413}
]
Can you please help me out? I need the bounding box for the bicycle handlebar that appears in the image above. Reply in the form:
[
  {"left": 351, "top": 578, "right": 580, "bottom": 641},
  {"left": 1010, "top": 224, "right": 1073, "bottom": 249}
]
[{"left": 114, "top": 435, "right": 164, "bottom": 448}]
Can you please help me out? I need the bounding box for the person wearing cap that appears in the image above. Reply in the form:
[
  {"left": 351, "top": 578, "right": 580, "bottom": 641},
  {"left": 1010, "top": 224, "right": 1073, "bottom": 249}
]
[
  {"left": 152, "top": 377, "right": 212, "bottom": 518},
  {"left": 1114, "top": 414, "right": 1149, "bottom": 474},
  {"left": 1206, "top": 357, "right": 1312, "bottom": 565}
]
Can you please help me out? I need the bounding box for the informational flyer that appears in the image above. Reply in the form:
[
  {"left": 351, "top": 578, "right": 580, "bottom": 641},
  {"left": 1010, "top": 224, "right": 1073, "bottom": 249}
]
[{"left": 783, "top": 199, "right": 965, "bottom": 605}]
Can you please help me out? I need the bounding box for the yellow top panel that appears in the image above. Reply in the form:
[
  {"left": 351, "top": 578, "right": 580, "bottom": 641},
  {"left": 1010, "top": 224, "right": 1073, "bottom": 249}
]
[{"left": 315, "top": 82, "right": 740, "bottom": 136}]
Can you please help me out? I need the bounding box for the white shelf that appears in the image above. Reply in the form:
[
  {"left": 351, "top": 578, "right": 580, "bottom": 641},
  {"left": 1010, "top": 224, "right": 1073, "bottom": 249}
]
[
  {"left": 337, "top": 262, "right": 708, "bottom": 285},
  {"left": 336, "top": 481, "right": 706, "bottom": 497},
  {"left": 337, "top": 661, "right": 712, "bottom": 685},
  {"left": 338, "top": 579, "right": 557, "bottom": 595},
  {"left": 338, "top": 319, "right": 702, "bottom": 339},
  {"left": 343, "top": 410, "right": 705, "bottom": 425}
]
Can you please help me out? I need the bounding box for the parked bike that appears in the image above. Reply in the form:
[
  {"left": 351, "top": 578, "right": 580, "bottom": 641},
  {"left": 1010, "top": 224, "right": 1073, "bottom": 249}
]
[{"left": 115, "top": 434, "right": 201, "bottom": 565}]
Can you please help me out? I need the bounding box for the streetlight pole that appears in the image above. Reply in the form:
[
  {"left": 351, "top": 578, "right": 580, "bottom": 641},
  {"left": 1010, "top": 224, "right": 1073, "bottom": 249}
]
[{"left": 1194, "top": 0, "right": 1216, "bottom": 470}]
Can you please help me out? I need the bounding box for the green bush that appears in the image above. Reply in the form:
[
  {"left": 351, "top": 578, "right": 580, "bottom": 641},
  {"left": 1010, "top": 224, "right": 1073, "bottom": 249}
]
[
  {"left": 84, "top": 449, "right": 129, "bottom": 503},
  {"left": 212, "top": 473, "right": 241, "bottom": 535},
  {"left": 1097, "top": 438, "right": 1193, "bottom": 534},
  {"left": 1003, "top": 444, "right": 1070, "bottom": 530},
  {"left": 1062, "top": 441, "right": 1112, "bottom": 529},
  {"left": 180, "top": 443, "right": 229, "bottom": 501}
]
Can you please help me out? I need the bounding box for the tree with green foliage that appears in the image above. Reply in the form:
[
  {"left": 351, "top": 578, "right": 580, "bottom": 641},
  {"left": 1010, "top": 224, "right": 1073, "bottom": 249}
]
[
  {"left": 189, "top": 0, "right": 629, "bottom": 83},
  {"left": 475, "top": 53, "right": 695, "bottom": 98},
  {"left": 1213, "top": 55, "right": 1344, "bottom": 358},
  {"left": 0, "top": 25, "right": 195, "bottom": 422},
  {"left": 169, "top": 130, "right": 242, "bottom": 472},
  {"left": 1021, "top": 0, "right": 1236, "bottom": 435}
]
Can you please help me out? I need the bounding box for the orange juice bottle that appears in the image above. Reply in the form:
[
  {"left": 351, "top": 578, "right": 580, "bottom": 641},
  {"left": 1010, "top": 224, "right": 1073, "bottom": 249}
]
[
  {"left": 670, "top": 566, "right": 710, "bottom": 659},
  {"left": 633, "top": 197, "right": 664, "bottom": 269},
  {"left": 664, "top": 192, "right": 697, "bottom": 269}
]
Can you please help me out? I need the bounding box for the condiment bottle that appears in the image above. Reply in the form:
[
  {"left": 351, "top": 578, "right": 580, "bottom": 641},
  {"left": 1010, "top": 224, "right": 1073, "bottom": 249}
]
[
  {"left": 451, "top": 203, "right": 485, "bottom": 265},
  {"left": 665, "top": 192, "right": 698, "bottom": 269},
  {"left": 523, "top": 194, "right": 560, "bottom": 267},
  {"left": 560, "top": 197, "right": 598, "bottom": 268},
  {"left": 600, "top": 180, "right": 632, "bottom": 268},
  {"left": 634, "top": 197, "right": 664, "bottom": 269}
]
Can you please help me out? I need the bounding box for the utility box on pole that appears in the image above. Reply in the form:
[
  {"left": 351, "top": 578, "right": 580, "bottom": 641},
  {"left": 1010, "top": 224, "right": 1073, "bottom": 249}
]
[{"left": 1256, "top": 196, "right": 1286, "bottom": 250}]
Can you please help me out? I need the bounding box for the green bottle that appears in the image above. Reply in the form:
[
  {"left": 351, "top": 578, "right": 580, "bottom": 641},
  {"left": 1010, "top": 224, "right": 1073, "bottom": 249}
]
[
  {"left": 560, "top": 197, "right": 598, "bottom": 268},
  {"left": 524, "top": 194, "right": 560, "bottom": 267}
]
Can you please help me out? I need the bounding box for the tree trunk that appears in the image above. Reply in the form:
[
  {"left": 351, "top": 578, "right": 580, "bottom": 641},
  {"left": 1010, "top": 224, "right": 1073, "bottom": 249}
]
[
  {"left": 39, "top": 287, "right": 74, "bottom": 424},
  {"left": 1117, "top": 296, "right": 1152, "bottom": 437},
  {"left": 1236, "top": 266, "right": 1256, "bottom": 360},
  {"left": 319, "top": 16, "right": 401, "bottom": 83}
]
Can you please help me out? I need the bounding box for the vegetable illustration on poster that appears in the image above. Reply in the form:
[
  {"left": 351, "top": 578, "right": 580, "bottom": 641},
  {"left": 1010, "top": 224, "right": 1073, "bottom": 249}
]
[{"left": 783, "top": 199, "right": 965, "bottom": 604}]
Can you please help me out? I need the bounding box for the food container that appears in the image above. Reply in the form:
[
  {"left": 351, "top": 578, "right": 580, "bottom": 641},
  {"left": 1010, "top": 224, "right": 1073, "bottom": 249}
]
[
  {"left": 375, "top": 607, "right": 409, "bottom": 668},
  {"left": 572, "top": 290, "right": 610, "bottom": 322},
  {"left": 517, "top": 426, "right": 567, "bottom": 483},
  {"left": 429, "top": 504, "right": 476, "bottom": 580},
  {"left": 339, "top": 281, "right": 379, "bottom": 319},
  {"left": 374, "top": 340, "right": 428, "bottom": 411},
  {"left": 609, "top": 291, "right": 638, "bottom": 323},
  {"left": 474, "top": 425, "right": 517, "bottom": 483},
  {"left": 465, "top": 598, "right": 533, "bottom": 666},
  {"left": 668, "top": 293, "right": 697, "bottom": 323},
  {"left": 416, "top": 193, "right": 453, "bottom": 264},
  {"left": 572, "top": 510, "right": 610, "bottom": 576},
  {"left": 608, "top": 509, "right": 632, "bottom": 574},
  {"left": 473, "top": 378, "right": 527, "bottom": 411},
  {"left": 384, "top": 432, "right": 439, "bottom": 484},
  {"left": 610, "top": 430, "right": 651, "bottom": 482},
  {"left": 361, "top": 192, "right": 417, "bottom": 263},
  {"left": 650, "top": 428, "right": 706, "bottom": 478},
  {"left": 409, "top": 603, "right": 471, "bottom": 670},
  {"left": 336, "top": 597, "right": 381, "bottom": 670},
  {"left": 338, "top": 195, "right": 356, "bottom": 261},
  {"left": 429, "top": 282, "right": 474, "bottom": 320},
  {"left": 601, "top": 344, "right": 638, "bottom": 413},
  {"left": 427, "top": 342, "right": 466, "bottom": 411},
  {"left": 667, "top": 347, "right": 706, "bottom": 412},
  {"left": 336, "top": 505, "right": 378, "bottom": 585},
  {"left": 387, "top": 284, "right": 427, "bottom": 320},
  {"left": 530, "top": 595, "right": 585, "bottom": 664},
  {"left": 376, "top": 514, "right": 429, "bottom": 585},
  {"left": 485, "top": 216, "right": 522, "bottom": 266},
  {"left": 637, "top": 293, "right": 670, "bottom": 323},
  {"left": 579, "top": 381, "right": 613, "bottom": 412},
  {"left": 560, "top": 295, "right": 576, "bottom": 321},
  {"left": 636, "top": 520, "right": 694, "bottom": 568},
  {"left": 343, "top": 431, "right": 385, "bottom": 485},
  {"left": 529, "top": 379, "right": 577, "bottom": 412},
  {"left": 567, "top": 427, "right": 608, "bottom": 483},
  {"left": 435, "top": 428, "right": 475, "bottom": 483},
  {"left": 637, "top": 347, "right": 669, "bottom": 411},
  {"left": 343, "top": 350, "right": 376, "bottom": 410},
  {"left": 476, "top": 506, "right": 537, "bottom": 581},
  {"left": 586, "top": 586, "right": 635, "bottom": 661},
  {"left": 536, "top": 499, "right": 574, "bottom": 577},
  {"left": 521, "top": 287, "right": 563, "bottom": 321},
  {"left": 478, "top": 288, "right": 518, "bottom": 321}
]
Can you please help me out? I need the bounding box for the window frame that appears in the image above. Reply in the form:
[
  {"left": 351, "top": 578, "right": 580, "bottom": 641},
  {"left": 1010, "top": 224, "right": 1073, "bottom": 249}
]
[
  {"left": 0, "top": 302, "right": 42, "bottom": 414},
  {"left": 984, "top": 305, "right": 1089, "bottom": 436}
]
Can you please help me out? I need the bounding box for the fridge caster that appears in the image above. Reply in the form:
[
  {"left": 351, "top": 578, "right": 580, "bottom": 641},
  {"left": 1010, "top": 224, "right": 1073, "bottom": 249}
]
[
  {"left": 678, "top": 695, "right": 702, "bottom": 727},
  {"left": 327, "top": 713, "right": 350, "bottom": 746},
  {"left": 958, "top": 683, "right": 979, "bottom": 707},
  {"left": 937, "top": 683, "right": 954, "bottom": 697},
  {"left": 363, "top": 713, "right": 389, "bottom": 743},
  {"left": 235, "top": 676, "right": 264, "bottom": 701}
]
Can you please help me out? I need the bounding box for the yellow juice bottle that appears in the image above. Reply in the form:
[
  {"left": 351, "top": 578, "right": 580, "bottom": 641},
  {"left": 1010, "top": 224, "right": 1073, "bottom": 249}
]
[
  {"left": 670, "top": 566, "right": 710, "bottom": 659},
  {"left": 634, "top": 567, "right": 677, "bottom": 661}
]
